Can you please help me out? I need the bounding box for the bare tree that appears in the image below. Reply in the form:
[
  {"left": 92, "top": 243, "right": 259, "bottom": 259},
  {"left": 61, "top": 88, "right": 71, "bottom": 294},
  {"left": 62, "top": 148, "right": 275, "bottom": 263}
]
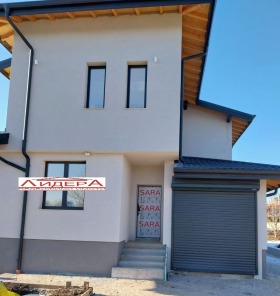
[
  {"left": 67, "top": 191, "right": 84, "bottom": 207},
  {"left": 267, "top": 195, "right": 280, "bottom": 239}
]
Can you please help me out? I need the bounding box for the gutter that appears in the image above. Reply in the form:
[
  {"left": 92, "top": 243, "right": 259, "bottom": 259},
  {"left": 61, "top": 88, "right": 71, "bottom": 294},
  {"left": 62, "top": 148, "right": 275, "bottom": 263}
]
[
  {"left": 3, "top": 4, "right": 34, "bottom": 274},
  {"left": 267, "top": 189, "right": 278, "bottom": 197}
]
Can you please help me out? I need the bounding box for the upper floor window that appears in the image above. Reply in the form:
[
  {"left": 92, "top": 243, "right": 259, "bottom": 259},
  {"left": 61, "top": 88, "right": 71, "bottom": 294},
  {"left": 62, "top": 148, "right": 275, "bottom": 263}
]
[
  {"left": 127, "top": 65, "right": 147, "bottom": 108},
  {"left": 86, "top": 66, "right": 106, "bottom": 108},
  {"left": 42, "top": 162, "right": 86, "bottom": 210}
]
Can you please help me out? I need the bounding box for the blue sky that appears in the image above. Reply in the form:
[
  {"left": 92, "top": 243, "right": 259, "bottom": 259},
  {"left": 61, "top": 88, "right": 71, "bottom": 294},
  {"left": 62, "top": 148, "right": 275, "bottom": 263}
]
[
  {"left": 0, "top": 0, "right": 280, "bottom": 165},
  {"left": 200, "top": 0, "right": 280, "bottom": 165}
]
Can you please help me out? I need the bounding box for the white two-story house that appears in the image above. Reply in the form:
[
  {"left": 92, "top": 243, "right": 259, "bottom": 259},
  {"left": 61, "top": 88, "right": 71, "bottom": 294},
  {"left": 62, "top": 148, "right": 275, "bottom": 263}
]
[{"left": 1, "top": 0, "right": 280, "bottom": 280}]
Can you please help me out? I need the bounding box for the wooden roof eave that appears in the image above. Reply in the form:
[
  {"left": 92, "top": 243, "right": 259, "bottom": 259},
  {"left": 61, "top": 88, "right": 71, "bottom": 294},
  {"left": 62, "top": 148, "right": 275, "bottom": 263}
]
[{"left": 0, "top": 58, "right": 11, "bottom": 79}]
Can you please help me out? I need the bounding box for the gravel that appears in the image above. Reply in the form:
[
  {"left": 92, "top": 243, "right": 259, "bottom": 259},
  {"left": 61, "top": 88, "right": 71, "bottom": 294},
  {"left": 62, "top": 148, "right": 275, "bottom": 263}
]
[{"left": 1, "top": 254, "right": 280, "bottom": 296}]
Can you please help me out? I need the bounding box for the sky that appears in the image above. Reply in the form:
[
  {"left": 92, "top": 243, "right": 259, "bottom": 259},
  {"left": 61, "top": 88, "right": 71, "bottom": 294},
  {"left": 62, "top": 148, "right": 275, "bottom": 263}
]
[{"left": 0, "top": 0, "right": 280, "bottom": 166}]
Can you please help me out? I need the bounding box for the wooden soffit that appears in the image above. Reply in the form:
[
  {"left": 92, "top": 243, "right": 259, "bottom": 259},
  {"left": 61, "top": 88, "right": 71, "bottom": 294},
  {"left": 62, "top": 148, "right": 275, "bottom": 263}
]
[
  {"left": 0, "top": 2, "right": 212, "bottom": 80},
  {"left": 267, "top": 180, "right": 280, "bottom": 193}
]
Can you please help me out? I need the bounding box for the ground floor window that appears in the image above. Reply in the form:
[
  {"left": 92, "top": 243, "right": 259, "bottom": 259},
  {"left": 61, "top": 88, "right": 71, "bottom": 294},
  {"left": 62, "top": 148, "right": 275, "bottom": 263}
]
[{"left": 42, "top": 162, "right": 86, "bottom": 210}]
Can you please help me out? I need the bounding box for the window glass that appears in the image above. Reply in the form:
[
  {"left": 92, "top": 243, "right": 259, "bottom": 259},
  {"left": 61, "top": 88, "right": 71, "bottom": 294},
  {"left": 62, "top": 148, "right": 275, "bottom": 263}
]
[
  {"left": 68, "top": 163, "right": 86, "bottom": 177},
  {"left": 47, "top": 163, "right": 64, "bottom": 177},
  {"left": 87, "top": 67, "right": 106, "bottom": 108},
  {"left": 43, "top": 162, "right": 86, "bottom": 209},
  {"left": 45, "top": 191, "right": 63, "bottom": 207},
  {"left": 67, "top": 163, "right": 85, "bottom": 208},
  {"left": 127, "top": 66, "right": 147, "bottom": 108},
  {"left": 45, "top": 163, "right": 64, "bottom": 207}
]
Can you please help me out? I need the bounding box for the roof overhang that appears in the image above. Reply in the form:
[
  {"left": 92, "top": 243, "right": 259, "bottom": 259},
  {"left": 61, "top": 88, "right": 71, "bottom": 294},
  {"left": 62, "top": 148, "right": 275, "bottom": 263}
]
[
  {"left": 0, "top": 58, "right": 11, "bottom": 79},
  {"left": 0, "top": 0, "right": 214, "bottom": 81},
  {"left": 0, "top": 0, "right": 256, "bottom": 145},
  {"left": 195, "top": 100, "right": 255, "bottom": 146},
  {"left": 175, "top": 157, "right": 280, "bottom": 192}
]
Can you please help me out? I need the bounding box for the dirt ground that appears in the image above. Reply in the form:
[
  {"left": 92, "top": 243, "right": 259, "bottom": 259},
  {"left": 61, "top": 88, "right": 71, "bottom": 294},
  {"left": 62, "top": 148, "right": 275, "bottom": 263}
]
[{"left": 1, "top": 254, "right": 280, "bottom": 296}]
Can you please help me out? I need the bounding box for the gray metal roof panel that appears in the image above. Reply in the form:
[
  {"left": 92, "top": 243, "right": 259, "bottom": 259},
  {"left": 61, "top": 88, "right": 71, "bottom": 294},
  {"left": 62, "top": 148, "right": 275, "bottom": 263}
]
[
  {"left": 0, "top": 0, "right": 213, "bottom": 16},
  {"left": 175, "top": 157, "right": 280, "bottom": 173},
  {"left": 198, "top": 100, "right": 255, "bottom": 122}
]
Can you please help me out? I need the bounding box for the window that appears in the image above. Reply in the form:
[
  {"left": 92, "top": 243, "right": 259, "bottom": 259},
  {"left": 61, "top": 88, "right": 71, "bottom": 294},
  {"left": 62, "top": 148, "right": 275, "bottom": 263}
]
[
  {"left": 42, "top": 162, "right": 86, "bottom": 210},
  {"left": 127, "top": 65, "right": 147, "bottom": 108},
  {"left": 86, "top": 66, "right": 106, "bottom": 108}
]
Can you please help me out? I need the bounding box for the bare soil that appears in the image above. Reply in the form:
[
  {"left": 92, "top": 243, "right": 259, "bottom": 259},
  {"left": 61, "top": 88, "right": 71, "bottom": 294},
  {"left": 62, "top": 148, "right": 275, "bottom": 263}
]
[{"left": 1, "top": 254, "right": 280, "bottom": 296}]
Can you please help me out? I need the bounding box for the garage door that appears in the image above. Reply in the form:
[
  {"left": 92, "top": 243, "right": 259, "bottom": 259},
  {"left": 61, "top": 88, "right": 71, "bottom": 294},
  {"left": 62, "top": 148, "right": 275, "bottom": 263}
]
[{"left": 172, "top": 190, "right": 257, "bottom": 275}]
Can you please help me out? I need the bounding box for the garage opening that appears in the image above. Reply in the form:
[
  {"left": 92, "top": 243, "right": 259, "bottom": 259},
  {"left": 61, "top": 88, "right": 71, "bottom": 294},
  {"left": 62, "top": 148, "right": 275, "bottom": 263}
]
[{"left": 172, "top": 179, "right": 258, "bottom": 275}]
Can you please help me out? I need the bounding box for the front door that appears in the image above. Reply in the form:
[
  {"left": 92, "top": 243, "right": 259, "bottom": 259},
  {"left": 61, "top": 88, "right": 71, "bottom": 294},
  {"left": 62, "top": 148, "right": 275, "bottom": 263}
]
[{"left": 136, "top": 185, "right": 161, "bottom": 239}]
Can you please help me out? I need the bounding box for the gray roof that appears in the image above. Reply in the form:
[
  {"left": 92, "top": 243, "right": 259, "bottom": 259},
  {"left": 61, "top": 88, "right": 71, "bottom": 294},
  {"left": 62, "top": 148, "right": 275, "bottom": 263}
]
[
  {"left": 175, "top": 157, "right": 280, "bottom": 174},
  {"left": 0, "top": 0, "right": 214, "bottom": 16}
]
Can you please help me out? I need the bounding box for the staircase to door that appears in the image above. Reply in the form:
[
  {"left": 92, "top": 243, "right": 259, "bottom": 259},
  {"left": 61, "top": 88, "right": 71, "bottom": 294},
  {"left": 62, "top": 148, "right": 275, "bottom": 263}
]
[{"left": 111, "top": 241, "right": 167, "bottom": 280}]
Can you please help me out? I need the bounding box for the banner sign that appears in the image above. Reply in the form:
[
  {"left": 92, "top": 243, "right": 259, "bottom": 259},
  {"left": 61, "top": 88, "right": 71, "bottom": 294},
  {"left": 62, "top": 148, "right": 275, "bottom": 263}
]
[{"left": 18, "top": 177, "right": 106, "bottom": 191}]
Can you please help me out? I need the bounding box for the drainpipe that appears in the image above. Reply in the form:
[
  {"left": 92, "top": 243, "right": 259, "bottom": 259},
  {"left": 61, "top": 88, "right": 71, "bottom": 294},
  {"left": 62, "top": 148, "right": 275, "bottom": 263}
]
[
  {"left": 179, "top": 52, "right": 207, "bottom": 163},
  {"left": 4, "top": 4, "right": 34, "bottom": 274},
  {"left": 0, "top": 156, "right": 26, "bottom": 172}
]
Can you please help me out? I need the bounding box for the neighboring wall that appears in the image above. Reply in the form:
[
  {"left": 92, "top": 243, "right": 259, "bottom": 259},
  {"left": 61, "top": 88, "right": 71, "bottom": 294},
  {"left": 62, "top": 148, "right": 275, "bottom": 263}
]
[
  {"left": 182, "top": 107, "right": 232, "bottom": 160},
  {"left": 5, "top": 14, "right": 181, "bottom": 154}
]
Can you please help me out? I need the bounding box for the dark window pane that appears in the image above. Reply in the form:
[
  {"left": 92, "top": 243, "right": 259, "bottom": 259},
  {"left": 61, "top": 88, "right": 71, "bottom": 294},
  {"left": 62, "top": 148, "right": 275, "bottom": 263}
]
[
  {"left": 128, "top": 66, "right": 146, "bottom": 108},
  {"left": 88, "top": 67, "right": 106, "bottom": 108}
]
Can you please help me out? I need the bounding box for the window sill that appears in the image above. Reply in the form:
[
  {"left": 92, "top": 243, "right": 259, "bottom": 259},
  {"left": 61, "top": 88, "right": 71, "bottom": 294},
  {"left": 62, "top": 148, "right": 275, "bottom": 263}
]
[
  {"left": 124, "top": 108, "right": 147, "bottom": 110},
  {"left": 82, "top": 108, "right": 106, "bottom": 111},
  {"left": 41, "top": 207, "right": 84, "bottom": 210}
]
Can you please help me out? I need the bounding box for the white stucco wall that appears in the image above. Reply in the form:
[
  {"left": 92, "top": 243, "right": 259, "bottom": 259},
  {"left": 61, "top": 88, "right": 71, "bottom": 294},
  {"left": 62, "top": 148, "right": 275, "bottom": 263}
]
[
  {"left": 128, "top": 165, "right": 164, "bottom": 240},
  {"left": 162, "top": 160, "right": 174, "bottom": 271},
  {"left": 0, "top": 153, "right": 131, "bottom": 242},
  {"left": 255, "top": 179, "right": 267, "bottom": 279},
  {"left": 5, "top": 14, "right": 181, "bottom": 154},
  {"left": 118, "top": 156, "right": 132, "bottom": 241},
  {"left": 182, "top": 107, "right": 232, "bottom": 160},
  {"left": 0, "top": 153, "right": 25, "bottom": 238},
  {"left": 0, "top": 153, "right": 168, "bottom": 243}
]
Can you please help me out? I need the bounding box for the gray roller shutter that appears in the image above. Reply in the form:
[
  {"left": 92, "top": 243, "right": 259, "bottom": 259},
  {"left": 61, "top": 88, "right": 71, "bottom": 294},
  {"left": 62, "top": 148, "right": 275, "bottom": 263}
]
[{"left": 172, "top": 190, "right": 257, "bottom": 275}]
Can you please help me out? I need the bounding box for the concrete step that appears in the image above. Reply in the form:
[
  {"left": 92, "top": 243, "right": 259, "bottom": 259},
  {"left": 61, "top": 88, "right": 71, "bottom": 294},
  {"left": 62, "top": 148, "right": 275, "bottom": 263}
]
[
  {"left": 111, "top": 241, "right": 167, "bottom": 280},
  {"left": 118, "top": 259, "right": 165, "bottom": 269},
  {"left": 122, "top": 247, "right": 166, "bottom": 256},
  {"left": 112, "top": 267, "right": 164, "bottom": 280},
  {"left": 120, "top": 254, "right": 165, "bottom": 262},
  {"left": 125, "top": 241, "right": 166, "bottom": 249}
]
